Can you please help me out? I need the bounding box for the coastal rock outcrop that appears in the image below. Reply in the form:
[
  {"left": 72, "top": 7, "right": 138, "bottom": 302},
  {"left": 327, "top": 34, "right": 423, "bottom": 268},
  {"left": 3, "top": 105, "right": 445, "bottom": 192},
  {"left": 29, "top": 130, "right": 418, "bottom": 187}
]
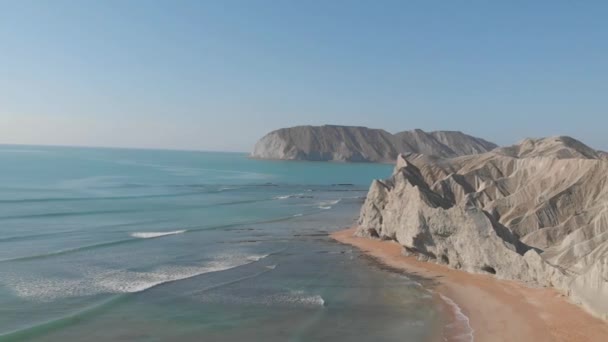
[
  {"left": 252, "top": 125, "right": 400, "bottom": 162},
  {"left": 251, "top": 125, "right": 497, "bottom": 162},
  {"left": 394, "top": 129, "right": 497, "bottom": 158},
  {"left": 357, "top": 136, "right": 608, "bottom": 319}
]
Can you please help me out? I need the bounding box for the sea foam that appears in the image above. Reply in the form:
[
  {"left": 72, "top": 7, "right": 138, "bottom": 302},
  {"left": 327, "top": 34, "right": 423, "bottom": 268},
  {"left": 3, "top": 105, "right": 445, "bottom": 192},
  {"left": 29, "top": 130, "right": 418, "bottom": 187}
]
[
  {"left": 4, "top": 254, "right": 270, "bottom": 301},
  {"left": 130, "top": 230, "right": 186, "bottom": 239},
  {"left": 273, "top": 193, "right": 313, "bottom": 200},
  {"left": 438, "top": 293, "right": 474, "bottom": 342},
  {"left": 258, "top": 290, "right": 325, "bottom": 308},
  {"left": 198, "top": 289, "right": 325, "bottom": 308},
  {"left": 317, "top": 199, "right": 341, "bottom": 210}
]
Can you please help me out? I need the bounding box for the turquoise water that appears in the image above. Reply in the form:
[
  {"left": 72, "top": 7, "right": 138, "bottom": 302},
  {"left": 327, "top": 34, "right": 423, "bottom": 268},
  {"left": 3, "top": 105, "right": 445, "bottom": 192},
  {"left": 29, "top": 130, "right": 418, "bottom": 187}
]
[{"left": 0, "top": 146, "right": 441, "bottom": 341}]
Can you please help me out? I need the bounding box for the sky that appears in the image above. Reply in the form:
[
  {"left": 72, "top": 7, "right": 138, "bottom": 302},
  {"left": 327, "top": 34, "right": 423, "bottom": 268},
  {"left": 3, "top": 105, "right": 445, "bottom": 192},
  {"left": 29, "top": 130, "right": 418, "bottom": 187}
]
[{"left": 1, "top": 0, "right": 607, "bottom": 152}]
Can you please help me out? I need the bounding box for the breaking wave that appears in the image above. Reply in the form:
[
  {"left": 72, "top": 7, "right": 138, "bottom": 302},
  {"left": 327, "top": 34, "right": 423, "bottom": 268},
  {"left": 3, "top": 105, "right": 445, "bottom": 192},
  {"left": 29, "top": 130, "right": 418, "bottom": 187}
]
[
  {"left": 438, "top": 293, "right": 474, "bottom": 342},
  {"left": 274, "top": 193, "right": 314, "bottom": 200},
  {"left": 130, "top": 230, "right": 186, "bottom": 239},
  {"left": 317, "top": 199, "right": 341, "bottom": 210},
  {"left": 280, "top": 290, "right": 325, "bottom": 307},
  {"left": 199, "top": 290, "right": 325, "bottom": 308},
  {"left": 0, "top": 254, "right": 274, "bottom": 340},
  {"left": 0, "top": 215, "right": 301, "bottom": 263},
  {"left": 218, "top": 186, "right": 243, "bottom": 191},
  {"left": 3, "top": 254, "right": 270, "bottom": 301}
]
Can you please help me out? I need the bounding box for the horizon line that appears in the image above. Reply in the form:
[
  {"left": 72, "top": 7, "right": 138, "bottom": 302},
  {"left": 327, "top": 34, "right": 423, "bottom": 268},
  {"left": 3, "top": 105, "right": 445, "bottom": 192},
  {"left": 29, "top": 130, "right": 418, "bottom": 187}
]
[{"left": 0, "top": 142, "right": 248, "bottom": 154}]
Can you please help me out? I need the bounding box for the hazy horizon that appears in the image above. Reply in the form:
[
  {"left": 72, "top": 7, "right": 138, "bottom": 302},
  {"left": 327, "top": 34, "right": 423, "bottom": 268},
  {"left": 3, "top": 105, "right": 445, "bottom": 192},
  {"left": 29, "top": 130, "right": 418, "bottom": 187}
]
[
  {"left": 1, "top": 124, "right": 607, "bottom": 154},
  {"left": 2, "top": 1, "right": 607, "bottom": 151}
]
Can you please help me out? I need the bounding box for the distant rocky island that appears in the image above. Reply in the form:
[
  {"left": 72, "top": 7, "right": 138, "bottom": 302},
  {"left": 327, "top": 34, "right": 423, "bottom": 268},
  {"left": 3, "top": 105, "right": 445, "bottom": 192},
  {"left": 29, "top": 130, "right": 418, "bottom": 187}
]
[
  {"left": 357, "top": 136, "right": 608, "bottom": 319},
  {"left": 251, "top": 125, "right": 497, "bottom": 162}
]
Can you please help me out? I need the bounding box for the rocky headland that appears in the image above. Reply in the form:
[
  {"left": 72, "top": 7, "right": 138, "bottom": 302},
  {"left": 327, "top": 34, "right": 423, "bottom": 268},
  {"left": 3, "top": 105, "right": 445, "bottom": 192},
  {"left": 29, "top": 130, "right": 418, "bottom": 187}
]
[
  {"left": 356, "top": 136, "right": 608, "bottom": 319},
  {"left": 253, "top": 124, "right": 608, "bottom": 321}
]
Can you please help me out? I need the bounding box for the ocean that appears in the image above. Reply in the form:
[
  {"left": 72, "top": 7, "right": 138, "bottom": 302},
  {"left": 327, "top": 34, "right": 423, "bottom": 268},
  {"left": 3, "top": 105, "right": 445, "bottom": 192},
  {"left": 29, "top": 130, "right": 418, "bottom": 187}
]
[{"left": 0, "top": 146, "right": 442, "bottom": 341}]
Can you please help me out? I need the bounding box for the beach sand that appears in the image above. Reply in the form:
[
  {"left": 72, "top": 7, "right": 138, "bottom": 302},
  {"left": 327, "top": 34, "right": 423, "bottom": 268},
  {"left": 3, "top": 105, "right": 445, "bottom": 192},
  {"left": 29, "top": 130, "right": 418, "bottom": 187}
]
[{"left": 332, "top": 227, "right": 608, "bottom": 342}]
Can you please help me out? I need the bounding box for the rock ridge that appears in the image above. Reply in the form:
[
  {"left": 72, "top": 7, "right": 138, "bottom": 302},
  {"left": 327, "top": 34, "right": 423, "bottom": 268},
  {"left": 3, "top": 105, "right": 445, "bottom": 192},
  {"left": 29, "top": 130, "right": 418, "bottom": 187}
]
[
  {"left": 251, "top": 125, "right": 497, "bottom": 162},
  {"left": 356, "top": 136, "right": 608, "bottom": 319}
]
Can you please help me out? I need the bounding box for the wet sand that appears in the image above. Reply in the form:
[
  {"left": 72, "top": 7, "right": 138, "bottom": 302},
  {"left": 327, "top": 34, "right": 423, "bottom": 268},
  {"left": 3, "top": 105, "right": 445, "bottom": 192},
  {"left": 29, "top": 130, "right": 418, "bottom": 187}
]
[{"left": 332, "top": 227, "right": 608, "bottom": 342}]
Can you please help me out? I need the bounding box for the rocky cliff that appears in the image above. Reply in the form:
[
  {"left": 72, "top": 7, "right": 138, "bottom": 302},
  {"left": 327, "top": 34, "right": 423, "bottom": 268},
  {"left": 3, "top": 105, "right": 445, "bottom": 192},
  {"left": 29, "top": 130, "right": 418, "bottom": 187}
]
[
  {"left": 251, "top": 125, "right": 400, "bottom": 162},
  {"left": 394, "top": 129, "right": 497, "bottom": 158},
  {"left": 357, "top": 136, "right": 608, "bottom": 319},
  {"left": 251, "top": 125, "right": 497, "bottom": 162}
]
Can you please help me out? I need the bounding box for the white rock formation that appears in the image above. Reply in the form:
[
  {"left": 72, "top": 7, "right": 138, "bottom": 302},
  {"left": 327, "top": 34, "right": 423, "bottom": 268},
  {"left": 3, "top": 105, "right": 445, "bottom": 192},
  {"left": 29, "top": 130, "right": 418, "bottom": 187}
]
[
  {"left": 357, "top": 136, "right": 608, "bottom": 319},
  {"left": 251, "top": 125, "right": 497, "bottom": 162}
]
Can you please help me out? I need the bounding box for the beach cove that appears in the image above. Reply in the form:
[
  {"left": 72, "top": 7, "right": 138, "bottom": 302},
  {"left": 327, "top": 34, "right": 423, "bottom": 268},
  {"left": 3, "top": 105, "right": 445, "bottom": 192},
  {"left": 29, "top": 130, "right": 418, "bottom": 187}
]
[{"left": 333, "top": 227, "right": 608, "bottom": 342}]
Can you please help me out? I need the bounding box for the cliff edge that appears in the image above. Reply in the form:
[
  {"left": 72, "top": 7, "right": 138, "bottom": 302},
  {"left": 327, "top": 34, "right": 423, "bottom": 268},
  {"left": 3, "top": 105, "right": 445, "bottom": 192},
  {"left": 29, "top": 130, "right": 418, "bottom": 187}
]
[{"left": 357, "top": 136, "right": 608, "bottom": 319}]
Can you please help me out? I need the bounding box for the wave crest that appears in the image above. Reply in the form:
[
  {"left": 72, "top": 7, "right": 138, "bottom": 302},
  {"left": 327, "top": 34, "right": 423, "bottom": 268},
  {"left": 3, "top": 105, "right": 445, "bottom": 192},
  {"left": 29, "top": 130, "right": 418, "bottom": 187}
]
[
  {"left": 317, "top": 199, "right": 341, "bottom": 210},
  {"left": 3, "top": 254, "right": 270, "bottom": 301},
  {"left": 198, "top": 290, "right": 325, "bottom": 308},
  {"left": 438, "top": 293, "right": 474, "bottom": 342},
  {"left": 130, "top": 230, "right": 186, "bottom": 239},
  {"left": 274, "top": 193, "right": 314, "bottom": 200}
]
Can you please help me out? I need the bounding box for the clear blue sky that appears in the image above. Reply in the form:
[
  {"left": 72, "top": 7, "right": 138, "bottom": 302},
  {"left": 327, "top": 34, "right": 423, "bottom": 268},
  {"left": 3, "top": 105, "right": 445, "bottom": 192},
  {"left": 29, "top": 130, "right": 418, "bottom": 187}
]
[{"left": 1, "top": 0, "right": 607, "bottom": 152}]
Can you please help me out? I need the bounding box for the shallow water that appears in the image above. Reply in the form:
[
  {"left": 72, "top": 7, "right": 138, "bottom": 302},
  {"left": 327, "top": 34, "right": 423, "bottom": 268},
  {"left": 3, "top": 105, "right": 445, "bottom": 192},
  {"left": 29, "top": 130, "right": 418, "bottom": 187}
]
[{"left": 0, "top": 146, "right": 441, "bottom": 341}]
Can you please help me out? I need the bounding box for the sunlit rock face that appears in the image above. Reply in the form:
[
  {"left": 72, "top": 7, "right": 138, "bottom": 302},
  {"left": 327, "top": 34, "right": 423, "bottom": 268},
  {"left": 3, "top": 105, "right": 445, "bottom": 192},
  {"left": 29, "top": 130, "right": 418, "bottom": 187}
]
[
  {"left": 251, "top": 125, "right": 497, "bottom": 163},
  {"left": 357, "top": 136, "right": 608, "bottom": 319}
]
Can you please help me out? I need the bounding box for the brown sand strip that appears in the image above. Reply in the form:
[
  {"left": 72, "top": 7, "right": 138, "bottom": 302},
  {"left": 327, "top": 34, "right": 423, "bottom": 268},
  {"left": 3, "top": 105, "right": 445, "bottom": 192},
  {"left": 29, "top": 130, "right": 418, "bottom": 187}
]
[{"left": 332, "top": 227, "right": 608, "bottom": 342}]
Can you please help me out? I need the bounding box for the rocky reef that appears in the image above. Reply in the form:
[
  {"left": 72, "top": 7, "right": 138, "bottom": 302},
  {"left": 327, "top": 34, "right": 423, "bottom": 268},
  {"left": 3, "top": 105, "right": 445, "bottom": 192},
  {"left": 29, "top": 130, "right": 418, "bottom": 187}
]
[{"left": 357, "top": 136, "right": 608, "bottom": 319}]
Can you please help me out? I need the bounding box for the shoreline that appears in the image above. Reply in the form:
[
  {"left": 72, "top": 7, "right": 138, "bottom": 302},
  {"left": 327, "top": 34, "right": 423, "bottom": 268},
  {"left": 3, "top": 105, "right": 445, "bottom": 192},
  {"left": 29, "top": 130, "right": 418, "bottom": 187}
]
[{"left": 332, "top": 227, "right": 608, "bottom": 342}]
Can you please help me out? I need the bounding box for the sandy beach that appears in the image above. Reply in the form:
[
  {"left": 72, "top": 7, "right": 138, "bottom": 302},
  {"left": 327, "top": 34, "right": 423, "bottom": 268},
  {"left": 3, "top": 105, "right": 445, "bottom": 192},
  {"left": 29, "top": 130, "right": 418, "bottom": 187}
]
[{"left": 332, "top": 227, "right": 608, "bottom": 342}]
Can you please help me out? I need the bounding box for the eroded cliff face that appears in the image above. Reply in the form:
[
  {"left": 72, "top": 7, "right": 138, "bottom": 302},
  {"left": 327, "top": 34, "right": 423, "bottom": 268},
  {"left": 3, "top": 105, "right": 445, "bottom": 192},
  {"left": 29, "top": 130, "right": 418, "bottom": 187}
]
[
  {"left": 357, "top": 137, "right": 608, "bottom": 319},
  {"left": 251, "top": 125, "right": 400, "bottom": 162}
]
